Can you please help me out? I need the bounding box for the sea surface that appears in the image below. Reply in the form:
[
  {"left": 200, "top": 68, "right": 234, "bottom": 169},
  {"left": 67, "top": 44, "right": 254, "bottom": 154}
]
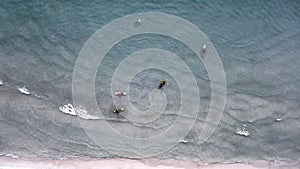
[{"left": 0, "top": 0, "right": 300, "bottom": 168}]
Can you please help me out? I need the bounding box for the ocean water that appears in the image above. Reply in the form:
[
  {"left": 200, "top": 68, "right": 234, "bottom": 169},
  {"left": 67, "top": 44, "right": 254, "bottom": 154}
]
[{"left": 0, "top": 0, "right": 300, "bottom": 168}]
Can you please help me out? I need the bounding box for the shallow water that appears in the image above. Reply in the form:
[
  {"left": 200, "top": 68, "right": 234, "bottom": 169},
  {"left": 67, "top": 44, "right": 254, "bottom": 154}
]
[{"left": 0, "top": 0, "right": 300, "bottom": 168}]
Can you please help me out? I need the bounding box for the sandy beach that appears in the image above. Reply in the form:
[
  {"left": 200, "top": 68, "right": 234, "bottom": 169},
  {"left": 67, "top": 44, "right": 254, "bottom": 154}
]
[{"left": 0, "top": 157, "right": 269, "bottom": 169}]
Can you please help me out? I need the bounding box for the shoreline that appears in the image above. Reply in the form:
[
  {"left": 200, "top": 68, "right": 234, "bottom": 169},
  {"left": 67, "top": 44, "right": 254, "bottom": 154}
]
[{"left": 0, "top": 157, "right": 270, "bottom": 169}]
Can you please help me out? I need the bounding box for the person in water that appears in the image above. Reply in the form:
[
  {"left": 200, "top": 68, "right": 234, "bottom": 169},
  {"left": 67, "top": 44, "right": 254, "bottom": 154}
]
[
  {"left": 113, "top": 109, "right": 119, "bottom": 113},
  {"left": 158, "top": 79, "right": 167, "bottom": 89},
  {"left": 134, "top": 19, "right": 141, "bottom": 27},
  {"left": 113, "top": 107, "right": 125, "bottom": 113}
]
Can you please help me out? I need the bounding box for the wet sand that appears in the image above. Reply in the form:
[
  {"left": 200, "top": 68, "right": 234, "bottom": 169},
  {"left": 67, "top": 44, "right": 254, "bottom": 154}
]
[{"left": 0, "top": 157, "right": 268, "bottom": 169}]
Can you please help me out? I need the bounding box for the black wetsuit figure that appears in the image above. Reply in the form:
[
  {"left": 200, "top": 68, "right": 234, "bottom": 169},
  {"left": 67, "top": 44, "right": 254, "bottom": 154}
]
[
  {"left": 114, "top": 108, "right": 125, "bottom": 113},
  {"left": 158, "top": 80, "right": 167, "bottom": 89}
]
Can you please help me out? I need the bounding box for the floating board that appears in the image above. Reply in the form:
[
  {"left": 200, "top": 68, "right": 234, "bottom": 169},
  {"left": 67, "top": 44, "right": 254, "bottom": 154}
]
[{"left": 114, "top": 92, "right": 127, "bottom": 96}]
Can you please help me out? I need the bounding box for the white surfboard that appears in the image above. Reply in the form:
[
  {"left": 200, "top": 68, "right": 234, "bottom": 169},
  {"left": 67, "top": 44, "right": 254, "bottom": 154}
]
[{"left": 114, "top": 92, "right": 127, "bottom": 96}]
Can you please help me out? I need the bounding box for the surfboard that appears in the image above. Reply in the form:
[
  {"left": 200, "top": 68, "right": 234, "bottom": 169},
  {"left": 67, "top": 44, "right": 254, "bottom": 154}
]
[{"left": 114, "top": 92, "right": 127, "bottom": 96}]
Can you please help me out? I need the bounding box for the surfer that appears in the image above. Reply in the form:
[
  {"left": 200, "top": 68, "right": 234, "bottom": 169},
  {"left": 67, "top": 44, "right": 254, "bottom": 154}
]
[
  {"left": 134, "top": 19, "right": 141, "bottom": 27},
  {"left": 113, "top": 107, "right": 125, "bottom": 113},
  {"left": 201, "top": 44, "right": 206, "bottom": 57},
  {"left": 114, "top": 91, "right": 127, "bottom": 96},
  {"left": 158, "top": 79, "right": 167, "bottom": 89}
]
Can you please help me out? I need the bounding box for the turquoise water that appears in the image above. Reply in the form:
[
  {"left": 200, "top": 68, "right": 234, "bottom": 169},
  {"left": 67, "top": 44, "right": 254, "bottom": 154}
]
[{"left": 0, "top": 0, "right": 300, "bottom": 167}]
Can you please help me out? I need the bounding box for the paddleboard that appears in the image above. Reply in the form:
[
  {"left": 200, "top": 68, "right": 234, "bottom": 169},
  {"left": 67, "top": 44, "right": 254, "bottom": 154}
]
[{"left": 114, "top": 92, "right": 127, "bottom": 96}]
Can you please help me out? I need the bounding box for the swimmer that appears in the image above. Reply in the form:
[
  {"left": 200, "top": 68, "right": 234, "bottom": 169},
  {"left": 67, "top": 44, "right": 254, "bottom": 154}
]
[
  {"left": 113, "top": 107, "right": 125, "bottom": 113},
  {"left": 134, "top": 19, "right": 141, "bottom": 27},
  {"left": 158, "top": 79, "right": 167, "bottom": 89},
  {"left": 201, "top": 44, "right": 206, "bottom": 57}
]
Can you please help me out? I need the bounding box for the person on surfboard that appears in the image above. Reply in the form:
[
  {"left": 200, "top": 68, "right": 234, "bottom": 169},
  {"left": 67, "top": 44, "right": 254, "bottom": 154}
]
[
  {"left": 113, "top": 107, "right": 125, "bottom": 113},
  {"left": 158, "top": 79, "right": 167, "bottom": 89},
  {"left": 114, "top": 91, "right": 126, "bottom": 96}
]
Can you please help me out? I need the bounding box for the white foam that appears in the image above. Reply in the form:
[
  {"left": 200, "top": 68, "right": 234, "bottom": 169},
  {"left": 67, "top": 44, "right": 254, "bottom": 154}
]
[
  {"left": 5, "top": 154, "right": 19, "bottom": 159},
  {"left": 18, "top": 86, "right": 30, "bottom": 95},
  {"left": 34, "top": 94, "right": 41, "bottom": 98},
  {"left": 0, "top": 154, "right": 19, "bottom": 159},
  {"left": 75, "top": 106, "right": 100, "bottom": 120},
  {"left": 178, "top": 139, "right": 188, "bottom": 144},
  {"left": 59, "top": 104, "right": 100, "bottom": 120},
  {"left": 235, "top": 127, "right": 250, "bottom": 137},
  {"left": 58, "top": 104, "right": 76, "bottom": 116},
  {"left": 0, "top": 79, "right": 3, "bottom": 85}
]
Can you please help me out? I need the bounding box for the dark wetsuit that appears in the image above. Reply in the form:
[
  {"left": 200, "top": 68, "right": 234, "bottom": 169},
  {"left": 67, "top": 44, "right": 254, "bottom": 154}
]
[
  {"left": 158, "top": 81, "right": 166, "bottom": 89},
  {"left": 114, "top": 108, "right": 125, "bottom": 113}
]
